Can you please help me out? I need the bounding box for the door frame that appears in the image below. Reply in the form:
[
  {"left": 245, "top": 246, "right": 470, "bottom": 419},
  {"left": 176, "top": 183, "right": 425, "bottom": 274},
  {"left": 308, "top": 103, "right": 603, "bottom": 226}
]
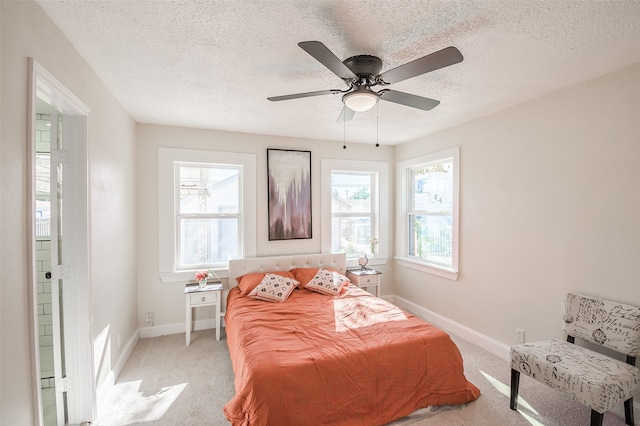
[{"left": 27, "top": 58, "right": 95, "bottom": 425}]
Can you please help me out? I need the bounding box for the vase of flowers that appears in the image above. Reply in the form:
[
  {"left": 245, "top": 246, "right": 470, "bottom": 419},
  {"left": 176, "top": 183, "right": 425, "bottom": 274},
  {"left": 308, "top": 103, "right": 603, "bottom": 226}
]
[
  {"left": 195, "top": 270, "right": 211, "bottom": 287},
  {"left": 370, "top": 238, "right": 379, "bottom": 256}
]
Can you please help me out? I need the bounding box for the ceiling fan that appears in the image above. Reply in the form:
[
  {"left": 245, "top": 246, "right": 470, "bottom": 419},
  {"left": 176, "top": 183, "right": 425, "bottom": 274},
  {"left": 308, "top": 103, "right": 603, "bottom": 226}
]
[{"left": 268, "top": 41, "right": 463, "bottom": 121}]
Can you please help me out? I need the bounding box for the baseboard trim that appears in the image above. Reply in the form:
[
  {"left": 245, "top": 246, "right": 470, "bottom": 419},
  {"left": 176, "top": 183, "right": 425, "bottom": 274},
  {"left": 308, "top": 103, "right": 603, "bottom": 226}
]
[
  {"left": 391, "top": 294, "right": 511, "bottom": 361},
  {"left": 388, "top": 294, "right": 639, "bottom": 422},
  {"left": 139, "top": 318, "right": 220, "bottom": 339},
  {"left": 96, "top": 329, "right": 139, "bottom": 403}
]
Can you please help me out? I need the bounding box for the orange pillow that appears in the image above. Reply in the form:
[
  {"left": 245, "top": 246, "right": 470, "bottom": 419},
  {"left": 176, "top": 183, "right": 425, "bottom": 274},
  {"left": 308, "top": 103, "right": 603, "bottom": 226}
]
[
  {"left": 236, "top": 271, "right": 297, "bottom": 296},
  {"left": 290, "top": 267, "right": 349, "bottom": 289}
]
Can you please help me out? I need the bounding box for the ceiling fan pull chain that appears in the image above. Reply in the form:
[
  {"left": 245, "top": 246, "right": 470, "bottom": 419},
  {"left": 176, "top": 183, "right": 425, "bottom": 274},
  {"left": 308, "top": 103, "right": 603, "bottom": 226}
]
[
  {"left": 376, "top": 102, "right": 380, "bottom": 147},
  {"left": 343, "top": 109, "right": 347, "bottom": 150}
]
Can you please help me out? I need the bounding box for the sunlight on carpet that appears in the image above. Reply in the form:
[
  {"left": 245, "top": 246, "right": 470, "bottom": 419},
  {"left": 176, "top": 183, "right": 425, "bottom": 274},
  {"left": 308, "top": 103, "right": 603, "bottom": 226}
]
[
  {"left": 480, "top": 370, "right": 544, "bottom": 426},
  {"left": 98, "top": 379, "right": 187, "bottom": 425}
]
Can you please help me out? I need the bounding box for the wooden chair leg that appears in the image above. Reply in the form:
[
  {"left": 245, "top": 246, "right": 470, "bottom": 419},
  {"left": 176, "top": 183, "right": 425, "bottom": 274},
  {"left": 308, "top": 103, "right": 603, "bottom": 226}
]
[
  {"left": 510, "top": 369, "right": 520, "bottom": 410},
  {"left": 591, "top": 410, "right": 603, "bottom": 426},
  {"left": 624, "top": 398, "right": 634, "bottom": 426}
]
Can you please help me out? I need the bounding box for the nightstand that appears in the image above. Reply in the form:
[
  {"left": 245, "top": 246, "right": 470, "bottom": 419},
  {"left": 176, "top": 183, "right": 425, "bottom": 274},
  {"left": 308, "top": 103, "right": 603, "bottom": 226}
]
[
  {"left": 185, "top": 282, "right": 222, "bottom": 345},
  {"left": 346, "top": 269, "right": 382, "bottom": 297}
]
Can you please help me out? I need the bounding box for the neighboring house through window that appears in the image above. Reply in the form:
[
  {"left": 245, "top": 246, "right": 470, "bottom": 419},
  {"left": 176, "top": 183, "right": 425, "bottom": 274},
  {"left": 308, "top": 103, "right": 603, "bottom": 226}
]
[
  {"left": 177, "top": 165, "right": 240, "bottom": 268},
  {"left": 397, "top": 147, "right": 459, "bottom": 280},
  {"left": 321, "top": 159, "right": 389, "bottom": 267},
  {"left": 159, "top": 148, "right": 256, "bottom": 282}
]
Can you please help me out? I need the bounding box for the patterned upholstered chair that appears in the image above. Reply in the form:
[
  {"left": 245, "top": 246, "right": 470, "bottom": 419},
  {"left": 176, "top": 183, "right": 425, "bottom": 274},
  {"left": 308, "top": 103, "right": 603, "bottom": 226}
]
[{"left": 510, "top": 293, "right": 640, "bottom": 426}]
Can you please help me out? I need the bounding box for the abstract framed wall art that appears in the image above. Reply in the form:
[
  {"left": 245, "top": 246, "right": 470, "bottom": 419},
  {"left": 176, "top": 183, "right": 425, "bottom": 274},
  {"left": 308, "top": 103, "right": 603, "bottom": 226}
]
[{"left": 267, "top": 149, "right": 312, "bottom": 240}]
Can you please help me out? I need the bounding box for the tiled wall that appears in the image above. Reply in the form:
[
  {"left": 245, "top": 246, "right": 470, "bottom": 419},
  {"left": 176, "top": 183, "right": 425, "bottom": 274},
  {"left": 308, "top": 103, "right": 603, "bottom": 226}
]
[
  {"left": 36, "top": 113, "right": 51, "bottom": 151},
  {"left": 37, "top": 239, "right": 54, "bottom": 388}
]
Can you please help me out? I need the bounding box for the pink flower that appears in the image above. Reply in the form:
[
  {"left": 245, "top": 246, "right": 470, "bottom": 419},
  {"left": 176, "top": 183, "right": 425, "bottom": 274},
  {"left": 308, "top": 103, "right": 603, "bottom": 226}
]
[{"left": 194, "top": 270, "right": 210, "bottom": 281}]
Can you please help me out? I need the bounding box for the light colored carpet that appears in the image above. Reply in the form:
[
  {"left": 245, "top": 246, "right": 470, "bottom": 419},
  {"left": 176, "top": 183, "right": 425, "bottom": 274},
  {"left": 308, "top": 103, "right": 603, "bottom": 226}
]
[{"left": 95, "top": 328, "right": 631, "bottom": 425}]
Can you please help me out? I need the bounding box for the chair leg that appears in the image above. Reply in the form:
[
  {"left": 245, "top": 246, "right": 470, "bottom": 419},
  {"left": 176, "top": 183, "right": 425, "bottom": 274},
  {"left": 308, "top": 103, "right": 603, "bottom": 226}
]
[
  {"left": 510, "top": 369, "right": 520, "bottom": 410},
  {"left": 624, "top": 398, "right": 634, "bottom": 426},
  {"left": 591, "top": 410, "right": 603, "bottom": 426}
]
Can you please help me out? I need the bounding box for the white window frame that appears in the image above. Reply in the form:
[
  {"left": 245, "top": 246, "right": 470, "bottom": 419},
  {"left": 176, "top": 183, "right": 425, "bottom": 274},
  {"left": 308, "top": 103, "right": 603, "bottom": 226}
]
[
  {"left": 396, "top": 147, "right": 459, "bottom": 280},
  {"left": 321, "top": 159, "right": 389, "bottom": 269},
  {"left": 159, "top": 148, "right": 256, "bottom": 283},
  {"left": 175, "top": 162, "right": 242, "bottom": 270}
]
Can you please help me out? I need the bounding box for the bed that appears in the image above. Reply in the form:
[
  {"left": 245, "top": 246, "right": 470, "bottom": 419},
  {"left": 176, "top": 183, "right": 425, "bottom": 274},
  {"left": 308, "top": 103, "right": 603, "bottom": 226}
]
[{"left": 223, "top": 253, "right": 480, "bottom": 425}]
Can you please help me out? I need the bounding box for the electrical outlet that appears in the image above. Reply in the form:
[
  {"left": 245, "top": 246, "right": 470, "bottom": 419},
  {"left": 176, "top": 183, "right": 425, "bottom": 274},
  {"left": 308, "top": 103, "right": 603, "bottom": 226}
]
[
  {"left": 145, "top": 312, "right": 154, "bottom": 324},
  {"left": 515, "top": 328, "right": 525, "bottom": 344}
]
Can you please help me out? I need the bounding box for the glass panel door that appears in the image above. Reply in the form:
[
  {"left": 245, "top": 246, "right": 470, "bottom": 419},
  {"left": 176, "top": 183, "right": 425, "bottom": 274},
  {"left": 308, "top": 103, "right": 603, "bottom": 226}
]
[
  {"left": 49, "top": 112, "right": 68, "bottom": 425},
  {"left": 35, "top": 111, "right": 56, "bottom": 425},
  {"left": 36, "top": 108, "right": 68, "bottom": 426}
]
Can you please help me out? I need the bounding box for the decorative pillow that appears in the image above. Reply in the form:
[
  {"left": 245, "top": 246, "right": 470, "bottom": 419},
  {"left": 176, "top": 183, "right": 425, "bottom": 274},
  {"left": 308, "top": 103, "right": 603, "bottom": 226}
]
[
  {"left": 247, "top": 273, "right": 299, "bottom": 302},
  {"left": 303, "top": 269, "right": 350, "bottom": 296},
  {"left": 236, "top": 271, "right": 297, "bottom": 296},
  {"left": 290, "top": 267, "right": 348, "bottom": 289}
]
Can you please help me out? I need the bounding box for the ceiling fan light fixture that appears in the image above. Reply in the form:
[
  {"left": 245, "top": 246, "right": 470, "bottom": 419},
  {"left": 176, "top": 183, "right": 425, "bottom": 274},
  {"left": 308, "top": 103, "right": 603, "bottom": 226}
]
[{"left": 343, "top": 89, "right": 378, "bottom": 112}]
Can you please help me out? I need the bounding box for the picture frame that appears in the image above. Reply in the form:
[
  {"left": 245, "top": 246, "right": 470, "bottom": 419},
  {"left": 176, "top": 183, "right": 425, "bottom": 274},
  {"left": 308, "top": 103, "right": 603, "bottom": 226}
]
[{"left": 267, "top": 149, "right": 312, "bottom": 240}]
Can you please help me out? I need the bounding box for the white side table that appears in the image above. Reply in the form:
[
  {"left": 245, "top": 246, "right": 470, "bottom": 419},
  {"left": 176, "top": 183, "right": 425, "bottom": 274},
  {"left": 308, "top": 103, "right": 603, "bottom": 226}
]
[
  {"left": 346, "top": 269, "right": 382, "bottom": 297},
  {"left": 185, "top": 282, "right": 222, "bottom": 345}
]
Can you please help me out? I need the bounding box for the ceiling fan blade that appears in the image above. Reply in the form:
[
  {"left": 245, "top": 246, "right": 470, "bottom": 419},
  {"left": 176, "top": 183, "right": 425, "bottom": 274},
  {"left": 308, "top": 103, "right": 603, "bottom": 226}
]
[
  {"left": 379, "top": 90, "right": 440, "bottom": 111},
  {"left": 298, "top": 41, "right": 357, "bottom": 81},
  {"left": 379, "top": 46, "right": 463, "bottom": 84},
  {"left": 336, "top": 106, "right": 356, "bottom": 122},
  {"left": 268, "top": 89, "right": 342, "bottom": 102}
]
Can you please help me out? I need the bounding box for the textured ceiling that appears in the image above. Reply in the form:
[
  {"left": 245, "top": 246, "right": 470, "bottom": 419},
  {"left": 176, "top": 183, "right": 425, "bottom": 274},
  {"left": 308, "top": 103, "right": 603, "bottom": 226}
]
[{"left": 36, "top": 0, "right": 640, "bottom": 145}]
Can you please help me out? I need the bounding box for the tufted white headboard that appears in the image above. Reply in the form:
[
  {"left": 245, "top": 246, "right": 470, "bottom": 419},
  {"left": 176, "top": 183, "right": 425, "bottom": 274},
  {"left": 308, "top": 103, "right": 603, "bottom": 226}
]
[{"left": 228, "top": 253, "right": 347, "bottom": 289}]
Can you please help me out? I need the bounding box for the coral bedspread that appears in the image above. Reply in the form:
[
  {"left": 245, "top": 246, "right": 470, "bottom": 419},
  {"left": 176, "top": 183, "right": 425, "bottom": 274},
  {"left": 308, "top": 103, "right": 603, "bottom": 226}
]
[{"left": 223, "top": 285, "right": 480, "bottom": 425}]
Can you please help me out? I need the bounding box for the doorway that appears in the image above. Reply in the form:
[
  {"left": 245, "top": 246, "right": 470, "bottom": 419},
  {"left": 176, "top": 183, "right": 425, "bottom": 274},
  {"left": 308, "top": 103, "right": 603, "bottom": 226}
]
[{"left": 29, "top": 59, "right": 94, "bottom": 425}]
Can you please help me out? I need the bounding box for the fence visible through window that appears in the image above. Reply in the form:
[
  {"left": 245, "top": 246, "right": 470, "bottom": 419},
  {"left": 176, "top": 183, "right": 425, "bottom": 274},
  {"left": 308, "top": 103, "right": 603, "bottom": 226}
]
[
  {"left": 409, "top": 214, "right": 452, "bottom": 268},
  {"left": 36, "top": 217, "right": 50, "bottom": 237}
]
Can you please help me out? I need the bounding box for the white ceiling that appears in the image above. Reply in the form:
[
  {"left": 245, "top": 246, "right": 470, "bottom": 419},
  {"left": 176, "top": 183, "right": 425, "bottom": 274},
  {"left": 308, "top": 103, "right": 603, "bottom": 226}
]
[{"left": 36, "top": 0, "right": 640, "bottom": 146}]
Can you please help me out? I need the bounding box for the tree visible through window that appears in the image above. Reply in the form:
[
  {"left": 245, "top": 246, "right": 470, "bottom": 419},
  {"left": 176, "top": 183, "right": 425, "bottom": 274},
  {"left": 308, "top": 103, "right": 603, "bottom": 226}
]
[
  {"left": 398, "top": 147, "right": 459, "bottom": 279},
  {"left": 408, "top": 161, "right": 454, "bottom": 268},
  {"left": 330, "top": 171, "right": 376, "bottom": 256},
  {"left": 322, "top": 159, "right": 388, "bottom": 264}
]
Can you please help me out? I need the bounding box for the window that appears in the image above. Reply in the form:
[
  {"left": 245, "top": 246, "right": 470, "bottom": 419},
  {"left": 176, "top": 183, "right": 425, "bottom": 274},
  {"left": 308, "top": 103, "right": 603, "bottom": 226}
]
[
  {"left": 35, "top": 153, "right": 51, "bottom": 237},
  {"left": 176, "top": 164, "right": 240, "bottom": 269},
  {"left": 322, "top": 159, "right": 389, "bottom": 267},
  {"left": 331, "top": 171, "right": 375, "bottom": 255},
  {"left": 397, "top": 147, "right": 459, "bottom": 280},
  {"left": 159, "top": 148, "right": 256, "bottom": 282}
]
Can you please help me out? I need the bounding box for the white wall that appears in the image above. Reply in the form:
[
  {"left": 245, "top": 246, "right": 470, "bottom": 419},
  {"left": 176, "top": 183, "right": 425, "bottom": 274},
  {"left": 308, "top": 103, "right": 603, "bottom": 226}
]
[
  {"left": 0, "top": 1, "right": 138, "bottom": 424},
  {"left": 395, "top": 63, "right": 640, "bottom": 347},
  {"left": 136, "top": 124, "right": 394, "bottom": 330}
]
